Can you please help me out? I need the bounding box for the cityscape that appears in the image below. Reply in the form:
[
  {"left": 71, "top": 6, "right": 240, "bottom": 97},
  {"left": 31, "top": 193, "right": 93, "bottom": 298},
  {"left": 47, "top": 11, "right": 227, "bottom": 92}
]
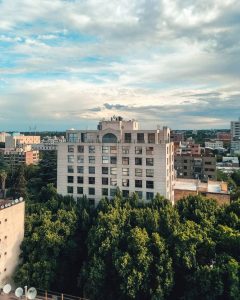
[{"left": 0, "top": 0, "right": 240, "bottom": 300}]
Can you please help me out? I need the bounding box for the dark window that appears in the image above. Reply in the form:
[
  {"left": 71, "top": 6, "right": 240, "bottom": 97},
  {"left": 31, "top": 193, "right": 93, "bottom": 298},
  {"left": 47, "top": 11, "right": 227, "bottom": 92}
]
[
  {"left": 125, "top": 133, "right": 132, "bottom": 143},
  {"left": 135, "top": 180, "right": 142, "bottom": 188},
  {"left": 89, "top": 166, "right": 95, "bottom": 174},
  {"left": 146, "top": 158, "right": 154, "bottom": 166},
  {"left": 77, "top": 176, "right": 84, "bottom": 184},
  {"left": 148, "top": 133, "right": 155, "bottom": 143},
  {"left": 89, "top": 187, "right": 95, "bottom": 195},
  {"left": 136, "top": 191, "right": 143, "bottom": 199},
  {"left": 77, "top": 145, "right": 84, "bottom": 153},
  {"left": 184, "top": 166, "right": 187, "bottom": 169},
  {"left": 102, "top": 177, "right": 108, "bottom": 185},
  {"left": 68, "top": 145, "right": 74, "bottom": 152},
  {"left": 77, "top": 187, "right": 83, "bottom": 194},
  {"left": 89, "top": 199, "right": 95, "bottom": 206},
  {"left": 110, "top": 156, "right": 117, "bottom": 164},
  {"left": 110, "top": 189, "right": 116, "bottom": 196},
  {"left": 146, "top": 181, "right": 154, "bottom": 189},
  {"left": 68, "top": 165, "right": 74, "bottom": 173},
  {"left": 137, "top": 133, "right": 144, "bottom": 143},
  {"left": 89, "top": 146, "right": 95, "bottom": 153},
  {"left": 77, "top": 166, "right": 84, "bottom": 173},
  {"left": 135, "top": 157, "right": 142, "bottom": 165},
  {"left": 122, "top": 190, "right": 129, "bottom": 197},
  {"left": 102, "top": 133, "right": 117, "bottom": 143},
  {"left": 89, "top": 156, "right": 95, "bottom": 164},
  {"left": 184, "top": 160, "right": 188, "bottom": 163},
  {"left": 102, "top": 188, "right": 108, "bottom": 196},
  {"left": 89, "top": 177, "right": 95, "bottom": 184},
  {"left": 146, "top": 192, "right": 154, "bottom": 200},
  {"left": 67, "top": 186, "right": 73, "bottom": 193},
  {"left": 67, "top": 176, "right": 74, "bottom": 183},
  {"left": 102, "top": 167, "right": 108, "bottom": 174}
]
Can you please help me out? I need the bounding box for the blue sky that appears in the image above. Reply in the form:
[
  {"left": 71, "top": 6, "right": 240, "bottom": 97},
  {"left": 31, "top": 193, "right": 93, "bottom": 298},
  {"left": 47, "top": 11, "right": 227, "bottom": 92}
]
[{"left": 0, "top": 0, "right": 240, "bottom": 131}]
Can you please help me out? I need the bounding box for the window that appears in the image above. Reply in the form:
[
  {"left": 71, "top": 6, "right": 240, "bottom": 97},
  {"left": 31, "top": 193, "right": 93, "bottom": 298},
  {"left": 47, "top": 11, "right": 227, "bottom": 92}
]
[
  {"left": 135, "top": 168, "right": 142, "bottom": 177},
  {"left": 77, "top": 187, "right": 83, "bottom": 194},
  {"left": 77, "top": 155, "right": 84, "bottom": 163},
  {"left": 89, "top": 199, "right": 95, "bottom": 206},
  {"left": 148, "top": 133, "right": 155, "bottom": 143},
  {"left": 146, "top": 192, "right": 154, "bottom": 200},
  {"left": 67, "top": 176, "right": 74, "bottom": 183},
  {"left": 89, "top": 187, "right": 95, "bottom": 195},
  {"left": 110, "top": 167, "right": 117, "bottom": 175},
  {"left": 102, "top": 167, "right": 108, "bottom": 174},
  {"left": 122, "top": 179, "right": 129, "bottom": 187},
  {"left": 68, "top": 145, "right": 74, "bottom": 153},
  {"left": 146, "top": 169, "right": 154, "bottom": 177},
  {"left": 89, "top": 156, "right": 95, "bottom": 164},
  {"left": 122, "top": 146, "right": 129, "bottom": 154},
  {"left": 110, "top": 146, "right": 117, "bottom": 154},
  {"left": 67, "top": 186, "right": 73, "bottom": 193},
  {"left": 89, "top": 166, "right": 95, "bottom": 174},
  {"left": 77, "top": 166, "right": 84, "bottom": 174},
  {"left": 146, "top": 180, "right": 154, "bottom": 189},
  {"left": 146, "top": 147, "right": 154, "bottom": 155},
  {"left": 122, "top": 168, "right": 129, "bottom": 176},
  {"left": 110, "top": 178, "right": 117, "bottom": 186},
  {"left": 68, "top": 133, "right": 77, "bottom": 142},
  {"left": 102, "top": 156, "right": 109, "bottom": 164},
  {"left": 136, "top": 191, "right": 143, "bottom": 199},
  {"left": 89, "top": 177, "right": 95, "bottom": 184},
  {"left": 146, "top": 158, "right": 154, "bottom": 166},
  {"left": 137, "top": 133, "right": 144, "bottom": 143},
  {"left": 110, "top": 156, "right": 117, "bottom": 164},
  {"left": 88, "top": 146, "right": 95, "bottom": 153},
  {"left": 68, "top": 155, "right": 74, "bottom": 163},
  {"left": 68, "top": 165, "right": 74, "bottom": 173},
  {"left": 122, "top": 157, "right": 129, "bottom": 165},
  {"left": 77, "top": 176, "right": 84, "bottom": 184},
  {"left": 125, "top": 133, "right": 131, "bottom": 143},
  {"left": 135, "top": 180, "right": 142, "bottom": 188},
  {"left": 102, "top": 133, "right": 117, "bottom": 143},
  {"left": 102, "top": 146, "right": 109, "bottom": 154},
  {"left": 135, "top": 146, "right": 142, "bottom": 154},
  {"left": 102, "top": 188, "right": 108, "bottom": 196},
  {"left": 110, "top": 188, "right": 116, "bottom": 196},
  {"left": 122, "top": 190, "right": 129, "bottom": 197},
  {"left": 135, "top": 157, "right": 142, "bottom": 165},
  {"left": 102, "top": 177, "right": 108, "bottom": 185},
  {"left": 77, "top": 145, "right": 84, "bottom": 153}
]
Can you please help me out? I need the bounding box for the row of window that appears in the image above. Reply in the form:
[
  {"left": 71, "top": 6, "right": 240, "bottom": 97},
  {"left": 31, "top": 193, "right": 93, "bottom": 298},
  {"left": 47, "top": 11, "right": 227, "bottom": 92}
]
[
  {"left": 67, "top": 176, "right": 154, "bottom": 188},
  {"left": 67, "top": 155, "right": 154, "bottom": 166},
  {"left": 68, "top": 166, "right": 154, "bottom": 177},
  {"left": 67, "top": 186, "right": 154, "bottom": 199},
  {"left": 68, "top": 145, "right": 155, "bottom": 155}
]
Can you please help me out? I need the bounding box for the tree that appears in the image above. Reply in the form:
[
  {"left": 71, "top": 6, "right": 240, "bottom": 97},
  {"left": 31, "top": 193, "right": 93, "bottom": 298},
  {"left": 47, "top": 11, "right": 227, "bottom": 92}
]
[{"left": 0, "top": 170, "right": 7, "bottom": 198}]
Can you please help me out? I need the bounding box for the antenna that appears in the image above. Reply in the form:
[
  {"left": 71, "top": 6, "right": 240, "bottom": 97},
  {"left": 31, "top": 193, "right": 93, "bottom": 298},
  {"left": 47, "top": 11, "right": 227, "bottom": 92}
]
[
  {"left": 15, "top": 287, "right": 24, "bottom": 298},
  {"left": 27, "top": 287, "right": 37, "bottom": 299},
  {"left": 3, "top": 283, "right": 12, "bottom": 294}
]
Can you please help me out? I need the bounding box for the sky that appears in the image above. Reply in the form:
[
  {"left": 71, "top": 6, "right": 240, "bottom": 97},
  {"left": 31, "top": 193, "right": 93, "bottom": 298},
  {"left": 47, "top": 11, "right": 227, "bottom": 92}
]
[{"left": 0, "top": 0, "right": 240, "bottom": 131}]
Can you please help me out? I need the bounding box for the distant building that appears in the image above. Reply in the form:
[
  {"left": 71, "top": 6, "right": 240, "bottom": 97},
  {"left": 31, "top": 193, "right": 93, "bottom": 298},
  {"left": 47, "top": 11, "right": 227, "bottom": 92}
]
[
  {"left": 170, "top": 131, "right": 185, "bottom": 142},
  {"left": 231, "top": 140, "right": 240, "bottom": 155},
  {"left": 0, "top": 148, "right": 39, "bottom": 166},
  {"left": 31, "top": 135, "right": 65, "bottom": 151},
  {"left": 231, "top": 117, "right": 240, "bottom": 140},
  {"left": 5, "top": 135, "right": 40, "bottom": 149},
  {"left": 57, "top": 117, "right": 174, "bottom": 205},
  {"left": 217, "top": 132, "right": 231, "bottom": 142},
  {"left": 0, "top": 132, "right": 10, "bottom": 143},
  {"left": 205, "top": 140, "right": 224, "bottom": 150},
  {"left": 0, "top": 198, "right": 25, "bottom": 285},
  {"left": 175, "top": 154, "right": 217, "bottom": 180},
  {"left": 174, "top": 179, "right": 230, "bottom": 205}
]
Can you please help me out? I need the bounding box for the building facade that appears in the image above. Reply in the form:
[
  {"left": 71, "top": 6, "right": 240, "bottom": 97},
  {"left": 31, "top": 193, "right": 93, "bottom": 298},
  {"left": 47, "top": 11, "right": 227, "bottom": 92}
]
[
  {"left": 231, "top": 118, "right": 240, "bottom": 140},
  {"left": 57, "top": 117, "right": 174, "bottom": 205},
  {"left": 205, "top": 140, "right": 224, "bottom": 150},
  {"left": 5, "top": 135, "right": 40, "bottom": 148},
  {"left": 0, "top": 148, "right": 39, "bottom": 166},
  {"left": 0, "top": 198, "right": 25, "bottom": 285},
  {"left": 175, "top": 154, "right": 217, "bottom": 180}
]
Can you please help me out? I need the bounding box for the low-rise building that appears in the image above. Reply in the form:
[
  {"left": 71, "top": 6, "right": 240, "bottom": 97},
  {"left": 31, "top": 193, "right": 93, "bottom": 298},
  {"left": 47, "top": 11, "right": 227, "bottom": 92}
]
[
  {"left": 5, "top": 135, "right": 40, "bottom": 148},
  {"left": 0, "top": 148, "right": 39, "bottom": 166},
  {"left": 0, "top": 198, "right": 25, "bottom": 285},
  {"left": 174, "top": 179, "right": 230, "bottom": 205},
  {"left": 205, "top": 140, "right": 224, "bottom": 150}
]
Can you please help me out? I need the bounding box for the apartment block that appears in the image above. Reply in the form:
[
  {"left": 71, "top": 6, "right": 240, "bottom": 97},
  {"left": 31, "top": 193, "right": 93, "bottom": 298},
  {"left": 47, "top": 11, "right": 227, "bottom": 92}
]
[
  {"left": 0, "top": 148, "right": 39, "bottom": 166},
  {"left": 0, "top": 198, "right": 25, "bottom": 285},
  {"left": 175, "top": 155, "right": 217, "bottom": 180},
  {"left": 231, "top": 117, "right": 240, "bottom": 140},
  {"left": 205, "top": 140, "right": 224, "bottom": 149},
  {"left": 57, "top": 117, "right": 174, "bottom": 205},
  {"left": 5, "top": 135, "right": 40, "bottom": 148}
]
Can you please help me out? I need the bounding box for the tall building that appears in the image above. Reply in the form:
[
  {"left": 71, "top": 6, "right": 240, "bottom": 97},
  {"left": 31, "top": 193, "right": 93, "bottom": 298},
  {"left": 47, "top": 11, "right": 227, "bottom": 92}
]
[
  {"left": 0, "top": 198, "right": 25, "bottom": 285},
  {"left": 231, "top": 117, "right": 240, "bottom": 140},
  {"left": 57, "top": 117, "right": 174, "bottom": 205}
]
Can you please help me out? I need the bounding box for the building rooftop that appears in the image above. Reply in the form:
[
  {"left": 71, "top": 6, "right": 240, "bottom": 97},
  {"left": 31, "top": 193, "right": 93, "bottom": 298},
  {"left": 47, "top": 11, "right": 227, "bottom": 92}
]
[
  {"left": 0, "top": 198, "right": 24, "bottom": 211},
  {"left": 173, "top": 179, "right": 228, "bottom": 194}
]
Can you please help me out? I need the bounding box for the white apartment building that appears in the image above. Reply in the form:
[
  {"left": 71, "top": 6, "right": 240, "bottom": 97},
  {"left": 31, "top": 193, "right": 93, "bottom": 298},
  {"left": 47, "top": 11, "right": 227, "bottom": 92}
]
[
  {"left": 205, "top": 140, "right": 224, "bottom": 149},
  {"left": 57, "top": 117, "right": 174, "bottom": 205},
  {"left": 231, "top": 117, "right": 240, "bottom": 140}
]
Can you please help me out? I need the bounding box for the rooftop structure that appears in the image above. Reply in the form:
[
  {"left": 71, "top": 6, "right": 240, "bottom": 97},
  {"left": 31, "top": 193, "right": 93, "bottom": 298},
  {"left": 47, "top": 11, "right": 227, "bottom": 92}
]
[
  {"left": 174, "top": 179, "right": 230, "bottom": 205},
  {"left": 57, "top": 117, "right": 174, "bottom": 205}
]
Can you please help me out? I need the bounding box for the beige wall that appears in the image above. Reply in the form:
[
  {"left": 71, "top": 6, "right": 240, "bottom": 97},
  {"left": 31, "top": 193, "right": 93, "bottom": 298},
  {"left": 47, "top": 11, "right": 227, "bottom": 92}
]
[{"left": 0, "top": 200, "right": 25, "bottom": 285}]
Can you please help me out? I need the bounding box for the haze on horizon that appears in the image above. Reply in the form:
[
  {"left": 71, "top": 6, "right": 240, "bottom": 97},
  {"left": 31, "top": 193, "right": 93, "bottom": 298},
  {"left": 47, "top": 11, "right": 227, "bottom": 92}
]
[{"left": 0, "top": 0, "right": 240, "bottom": 131}]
